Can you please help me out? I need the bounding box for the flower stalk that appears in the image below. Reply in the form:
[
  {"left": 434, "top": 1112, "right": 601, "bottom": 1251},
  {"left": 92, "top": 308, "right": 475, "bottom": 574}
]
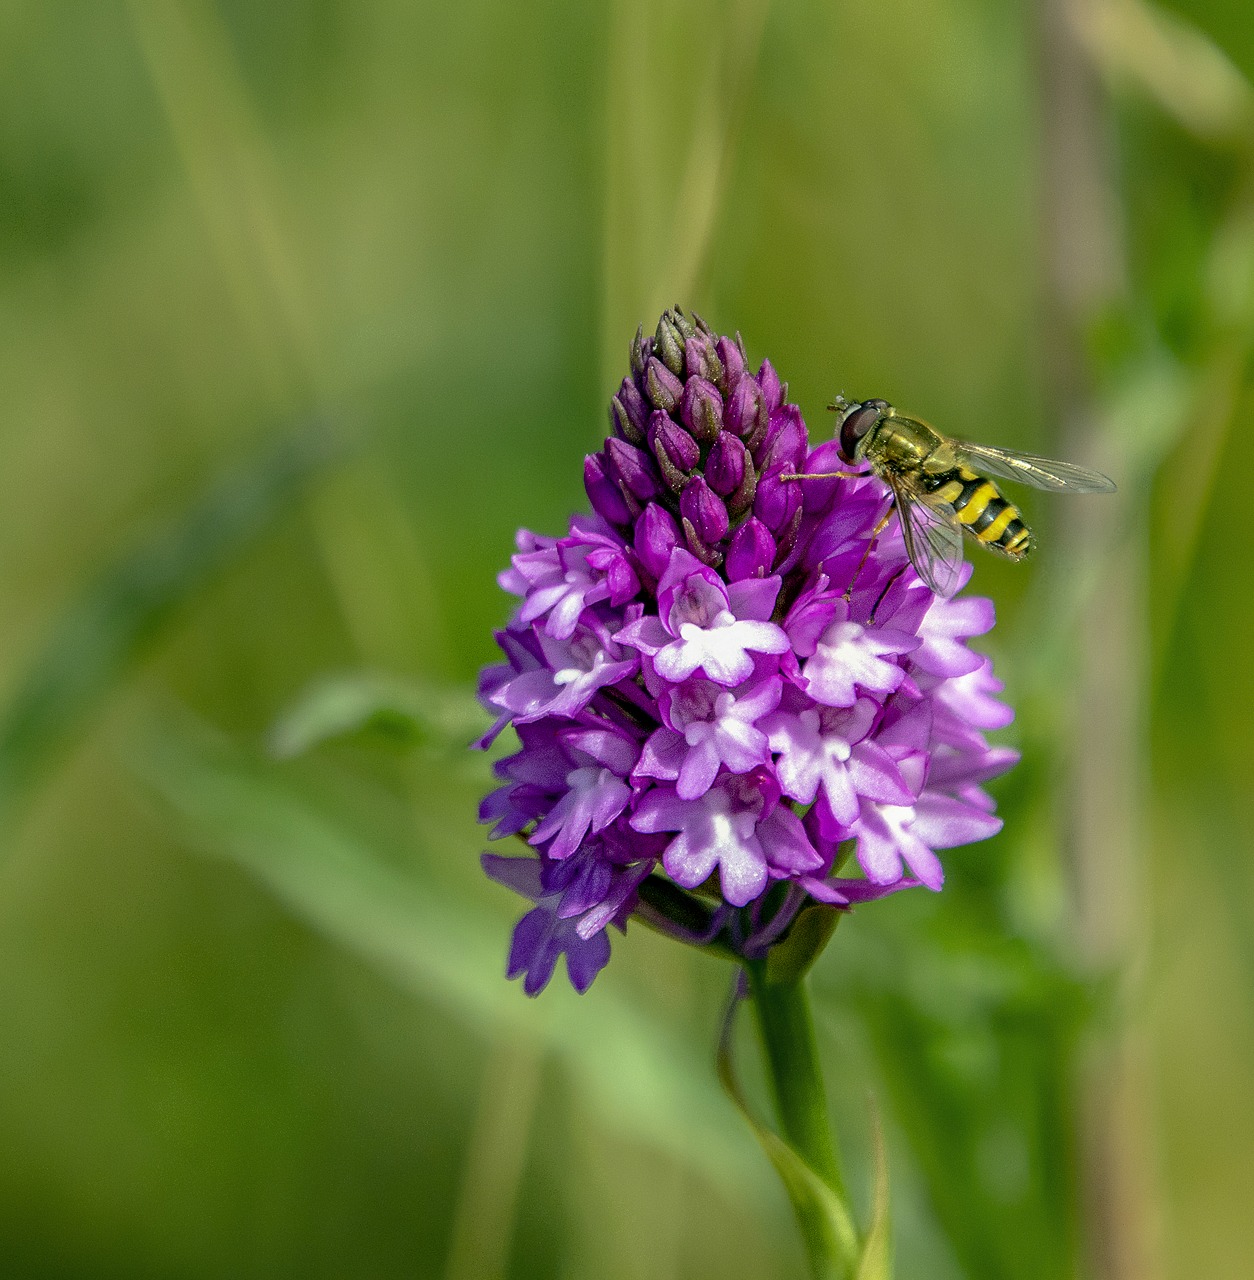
[
  {"left": 748, "top": 965, "right": 846, "bottom": 1203},
  {"left": 477, "top": 309, "right": 1002, "bottom": 1274},
  {"left": 717, "top": 959, "right": 867, "bottom": 1280}
]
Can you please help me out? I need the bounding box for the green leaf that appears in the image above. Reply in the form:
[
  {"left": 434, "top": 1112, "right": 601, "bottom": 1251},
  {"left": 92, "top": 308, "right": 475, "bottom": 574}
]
[
  {"left": 718, "top": 986, "right": 861, "bottom": 1279},
  {"left": 269, "top": 671, "right": 485, "bottom": 758},
  {"left": 827, "top": 913, "right": 1089, "bottom": 1280},
  {"left": 1071, "top": 0, "right": 1254, "bottom": 144},
  {"left": 135, "top": 716, "right": 759, "bottom": 1197},
  {"left": 854, "top": 1100, "right": 892, "bottom": 1280},
  {"left": 764, "top": 903, "right": 842, "bottom": 984},
  {"left": 0, "top": 425, "right": 340, "bottom": 835}
]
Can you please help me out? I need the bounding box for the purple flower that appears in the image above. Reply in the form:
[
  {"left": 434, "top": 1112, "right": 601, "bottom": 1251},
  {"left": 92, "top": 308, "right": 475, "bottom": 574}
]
[
  {"left": 854, "top": 789, "right": 1002, "bottom": 891},
  {"left": 482, "top": 853, "right": 613, "bottom": 994},
  {"left": 929, "top": 656, "right": 1015, "bottom": 750},
  {"left": 762, "top": 693, "right": 914, "bottom": 826},
  {"left": 911, "top": 589, "right": 995, "bottom": 678},
  {"left": 790, "top": 596, "right": 920, "bottom": 708},
  {"left": 484, "top": 619, "right": 640, "bottom": 725},
  {"left": 499, "top": 516, "right": 641, "bottom": 641},
  {"left": 631, "top": 771, "right": 821, "bottom": 907},
  {"left": 618, "top": 548, "right": 789, "bottom": 686},
  {"left": 646, "top": 672, "right": 781, "bottom": 800},
  {"left": 526, "top": 728, "right": 637, "bottom": 860},
  {"left": 478, "top": 309, "right": 1017, "bottom": 993}
]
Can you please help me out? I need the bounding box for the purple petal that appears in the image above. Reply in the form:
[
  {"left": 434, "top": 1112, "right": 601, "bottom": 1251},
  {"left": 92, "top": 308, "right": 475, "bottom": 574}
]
[
  {"left": 913, "top": 595, "right": 995, "bottom": 677},
  {"left": 801, "top": 874, "right": 918, "bottom": 906},
  {"left": 726, "top": 573, "right": 782, "bottom": 622},
  {"left": 758, "top": 806, "right": 824, "bottom": 876},
  {"left": 911, "top": 792, "right": 1004, "bottom": 849},
  {"left": 617, "top": 614, "right": 671, "bottom": 656},
  {"left": 847, "top": 741, "right": 916, "bottom": 806},
  {"left": 634, "top": 727, "right": 686, "bottom": 782},
  {"left": 676, "top": 741, "right": 723, "bottom": 799},
  {"left": 927, "top": 744, "right": 1020, "bottom": 790},
  {"left": 564, "top": 930, "right": 613, "bottom": 992},
  {"left": 482, "top": 852, "right": 544, "bottom": 898}
]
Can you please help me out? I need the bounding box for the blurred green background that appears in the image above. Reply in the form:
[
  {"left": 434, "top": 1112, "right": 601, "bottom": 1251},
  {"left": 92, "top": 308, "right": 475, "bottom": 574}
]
[{"left": 1, "top": 1, "right": 1251, "bottom": 1276}]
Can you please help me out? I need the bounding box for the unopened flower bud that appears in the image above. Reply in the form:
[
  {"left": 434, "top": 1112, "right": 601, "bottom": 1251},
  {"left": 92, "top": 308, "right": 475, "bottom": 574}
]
[
  {"left": 758, "top": 359, "right": 784, "bottom": 413},
  {"left": 724, "top": 516, "right": 776, "bottom": 580},
  {"left": 681, "top": 516, "right": 723, "bottom": 568},
  {"left": 606, "top": 437, "right": 662, "bottom": 503},
  {"left": 649, "top": 411, "right": 700, "bottom": 491},
  {"left": 610, "top": 396, "right": 638, "bottom": 445},
  {"left": 726, "top": 375, "right": 769, "bottom": 450},
  {"left": 775, "top": 506, "right": 805, "bottom": 563},
  {"left": 680, "top": 376, "right": 723, "bottom": 443},
  {"left": 680, "top": 474, "right": 730, "bottom": 546},
  {"left": 655, "top": 312, "right": 686, "bottom": 376},
  {"left": 634, "top": 502, "right": 681, "bottom": 578},
  {"left": 715, "top": 336, "right": 745, "bottom": 397},
  {"left": 757, "top": 405, "right": 807, "bottom": 474},
  {"left": 584, "top": 453, "right": 632, "bottom": 526},
  {"left": 706, "top": 431, "right": 749, "bottom": 496},
  {"left": 753, "top": 466, "right": 802, "bottom": 535},
  {"left": 610, "top": 377, "right": 649, "bottom": 445},
  {"left": 685, "top": 333, "right": 724, "bottom": 386},
  {"left": 645, "top": 356, "right": 684, "bottom": 413},
  {"left": 669, "top": 307, "right": 698, "bottom": 340},
  {"left": 630, "top": 324, "right": 650, "bottom": 378},
  {"left": 729, "top": 457, "right": 758, "bottom": 516}
]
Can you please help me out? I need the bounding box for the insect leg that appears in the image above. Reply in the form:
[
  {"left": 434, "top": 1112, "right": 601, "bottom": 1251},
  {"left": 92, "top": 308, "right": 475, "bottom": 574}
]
[
  {"left": 842, "top": 495, "right": 896, "bottom": 600},
  {"left": 781, "top": 470, "right": 871, "bottom": 481},
  {"left": 868, "top": 563, "right": 908, "bottom": 625}
]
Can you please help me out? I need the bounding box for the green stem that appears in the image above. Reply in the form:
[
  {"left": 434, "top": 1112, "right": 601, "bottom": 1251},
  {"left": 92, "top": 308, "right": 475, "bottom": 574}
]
[{"left": 747, "top": 965, "right": 848, "bottom": 1206}]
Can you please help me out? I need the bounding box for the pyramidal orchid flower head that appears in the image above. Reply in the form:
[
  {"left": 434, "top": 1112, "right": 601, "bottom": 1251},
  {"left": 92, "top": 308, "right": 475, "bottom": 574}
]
[{"left": 478, "top": 309, "right": 1017, "bottom": 994}]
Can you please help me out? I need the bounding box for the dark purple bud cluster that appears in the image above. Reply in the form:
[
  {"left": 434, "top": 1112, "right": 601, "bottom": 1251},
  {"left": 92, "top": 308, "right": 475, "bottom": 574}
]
[{"left": 592, "top": 310, "right": 805, "bottom": 576}]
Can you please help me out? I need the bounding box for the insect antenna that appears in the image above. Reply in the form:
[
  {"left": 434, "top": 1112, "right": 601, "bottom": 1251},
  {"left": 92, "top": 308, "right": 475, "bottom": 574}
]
[{"left": 781, "top": 470, "right": 870, "bottom": 481}]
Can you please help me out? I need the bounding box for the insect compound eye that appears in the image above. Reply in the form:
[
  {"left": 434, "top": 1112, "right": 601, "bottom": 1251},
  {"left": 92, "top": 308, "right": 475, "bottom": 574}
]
[{"left": 839, "top": 403, "right": 881, "bottom": 461}]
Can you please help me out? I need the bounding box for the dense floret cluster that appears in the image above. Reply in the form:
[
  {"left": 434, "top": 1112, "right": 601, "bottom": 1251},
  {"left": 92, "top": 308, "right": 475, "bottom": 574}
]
[{"left": 478, "top": 311, "right": 1016, "bottom": 994}]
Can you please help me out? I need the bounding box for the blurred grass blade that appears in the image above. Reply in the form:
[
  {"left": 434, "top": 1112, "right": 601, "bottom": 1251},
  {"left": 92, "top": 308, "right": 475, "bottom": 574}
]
[
  {"left": 600, "top": 0, "right": 770, "bottom": 384},
  {"left": 843, "top": 955, "right": 1087, "bottom": 1280},
  {"left": 854, "top": 1101, "right": 892, "bottom": 1280},
  {"left": 137, "top": 717, "right": 758, "bottom": 1195},
  {"left": 0, "top": 425, "right": 340, "bottom": 835},
  {"left": 441, "top": 1035, "right": 543, "bottom": 1280},
  {"left": 717, "top": 984, "right": 861, "bottom": 1279},
  {"left": 270, "top": 671, "right": 484, "bottom": 758},
  {"left": 1069, "top": 0, "right": 1254, "bottom": 143}
]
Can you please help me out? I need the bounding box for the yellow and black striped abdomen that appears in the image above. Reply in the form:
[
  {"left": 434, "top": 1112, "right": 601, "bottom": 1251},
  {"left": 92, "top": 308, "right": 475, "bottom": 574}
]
[{"left": 921, "top": 465, "right": 1033, "bottom": 558}]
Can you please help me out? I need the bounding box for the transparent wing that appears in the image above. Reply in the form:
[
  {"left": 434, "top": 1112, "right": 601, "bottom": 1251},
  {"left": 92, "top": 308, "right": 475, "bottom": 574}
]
[
  {"left": 953, "top": 440, "right": 1116, "bottom": 493},
  {"left": 887, "top": 474, "right": 966, "bottom": 599}
]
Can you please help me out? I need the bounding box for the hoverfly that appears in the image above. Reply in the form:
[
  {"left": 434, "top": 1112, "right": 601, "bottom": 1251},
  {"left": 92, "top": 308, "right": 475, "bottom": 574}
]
[{"left": 786, "top": 397, "right": 1116, "bottom": 598}]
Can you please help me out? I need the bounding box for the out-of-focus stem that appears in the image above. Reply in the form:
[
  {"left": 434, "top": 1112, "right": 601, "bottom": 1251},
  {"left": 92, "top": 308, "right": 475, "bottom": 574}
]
[
  {"left": 1036, "top": 4, "right": 1160, "bottom": 1279},
  {"left": 442, "top": 1036, "right": 543, "bottom": 1280}
]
